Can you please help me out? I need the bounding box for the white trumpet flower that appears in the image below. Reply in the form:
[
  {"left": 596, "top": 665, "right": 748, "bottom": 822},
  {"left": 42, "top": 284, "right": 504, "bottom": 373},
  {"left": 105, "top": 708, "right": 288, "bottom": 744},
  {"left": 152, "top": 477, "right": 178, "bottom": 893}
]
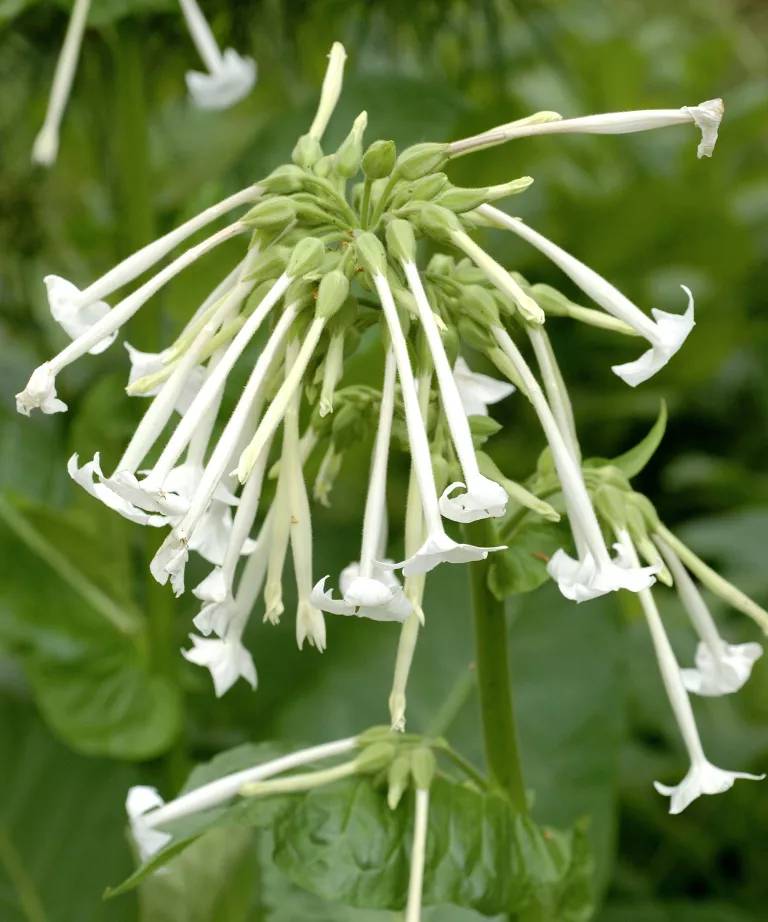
[
  {"left": 617, "top": 531, "right": 763, "bottom": 813},
  {"left": 452, "top": 356, "right": 515, "bottom": 417},
  {"left": 182, "top": 631, "right": 257, "bottom": 697},
  {"left": 450, "top": 99, "right": 724, "bottom": 159},
  {"left": 179, "top": 0, "right": 256, "bottom": 110},
  {"left": 45, "top": 276, "right": 115, "bottom": 354},
  {"left": 365, "top": 261, "right": 503, "bottom": 576},
  {"left": 481, "top": 206, "right": 695, "bottom": 386},
  {"left": 401, "top": 258, "right": 507, "bottom": 524},
  {"left": 492, "top": 326, "right": 658, "bottom": 601},
  {"left": 126, "top": 786, "right": 172, "bottom": 862},
  {"left": 31, "top": 0, "right": 91, "bottom": 167},
  {"left": 658, "top": 537, "right": 763, "bottom": 697}
]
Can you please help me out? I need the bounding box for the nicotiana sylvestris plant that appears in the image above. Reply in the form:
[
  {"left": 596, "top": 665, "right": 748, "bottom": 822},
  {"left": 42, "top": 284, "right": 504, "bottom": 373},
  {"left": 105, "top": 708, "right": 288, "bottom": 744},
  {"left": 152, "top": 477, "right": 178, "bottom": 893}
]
[
  {"left": 17, "top": 39, "right": 767, "bottom": 919},
  {"left": 31, "top": 0, "right": 256, "bottom": 167}
]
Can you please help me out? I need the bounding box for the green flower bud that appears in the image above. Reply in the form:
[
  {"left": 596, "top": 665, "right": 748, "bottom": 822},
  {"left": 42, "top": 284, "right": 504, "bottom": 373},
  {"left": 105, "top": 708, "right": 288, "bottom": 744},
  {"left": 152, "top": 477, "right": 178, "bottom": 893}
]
[
  {"left": 315, "top": 270, "right": 350, "bottom": 319},
  {"left": 387, "top": 755, "right": 412, "bottom": 810},
  {"left": 242, "top": 197, "right": 296, "bottom": 228},
  {"left": 416, "top": 203, "right": 461, "bottom": 241},
  {"left": 244, "top": 249, "right": 288, "bottom": 284},
  {"left": 396, "top": 142, "right": 449, "bottom": 180},
  {"left": 292, "top": 133, "right": 323, "bottom": 168},
  {"left": 469, "top": 415, "right": 502, "bottom": 444},
  {"left": 463, "top": 284, "right": 500, "bottom": 326},
  {"left": 356, "top": 741, "right": 397, "bottom": 773},
  {"left": 385, "top": 218, "right": 417, "bottom": 264},
  {"left": 335, "top": 111, "right": 368, "bottom": 178},
  {"left": 427, "top": 253, "right": 457, "bottom": 277},
  {"left": 286, "top": 236, "right": 325, "bottom": 278},
  {"left": 313, "top": 154, "right": 335, "bottom": 178},
  {"left": 357, "top": 725, "right": 397, "bottom": 746},
  {"left": 259, "top": 164, "right": 306, "bottom": 194},
  {"left": 410, "top": 747, "right": 436, "bottom": 790},
  {"left": 284, "top": 277, "right": 314, "bottom": 307},
  {"left": 362, "top": 139, "right": 396, "bottom": 179},
  {"left": 431, "top": 453, "right": 451, "bottom": 492},
  {"left": 593, "top": 484, "right": 629, "bottom": 529},
  {"left": 458, "top": 317, "right": 494, "bottom": 352},
  {"left": 486, "top": 176, "right": 534, "bottom": 200},
  {"left": 355, "top": 231, "right": 388, "bottom": 276},
  {"left": 434, "top": 186, "right": 491, "bottom": 213}
]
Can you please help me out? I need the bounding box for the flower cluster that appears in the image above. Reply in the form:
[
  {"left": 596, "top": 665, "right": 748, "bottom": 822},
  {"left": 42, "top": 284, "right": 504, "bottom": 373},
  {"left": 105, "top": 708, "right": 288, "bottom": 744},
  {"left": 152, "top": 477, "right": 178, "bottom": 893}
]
[
  {"left": 17, "top": 42, "right": 766, "bottom": 813},
  {"left": 32, "top": 0, "right": 256, "bottom": 167}
]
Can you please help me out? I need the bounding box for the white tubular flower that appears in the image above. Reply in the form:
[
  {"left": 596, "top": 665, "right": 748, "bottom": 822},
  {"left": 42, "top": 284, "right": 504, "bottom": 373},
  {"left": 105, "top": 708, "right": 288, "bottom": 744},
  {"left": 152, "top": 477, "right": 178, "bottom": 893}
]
[
  {"left": 45, "top": 276, "right": 115, "bottom": 354},
  {"left": 453, "top": 356, "right": 515, "bottom": 417},
  {"left": 67, "top": 454, "right": 165, "bottom": 526},
  {"left": 15, "top": 362, "right": 67, "bottom": 416},
  {"left": 617, "top": 531, "right": 763, "bottom": 814},
  {"left": 365, "top": 262, "right": 503, "bottom": 576},
  {"left": 400, "top": 258, "right": 507, "bottom": 524},
  {"left": 17, "top": 221, "right": 247, "bottom": 418},
  {"left": 124, "top": 343, "right": 205, "bottom": 414},
  {"left": 181, "top": 630, "right": 257, "bottom": 697},
  {"left": 41, "top": 188, "right": 257, "bottom": 335},
  {"left": 31, "top": 0, "right": 91, "bottom": 167},
  {"left": 308, "top": 42, "right": 347, "bottom": 141},
  {"left": 179, "top": 0, "right": 256, "bottom": 110},
  {"left": 449, "top": 99, "right": 724, "bottom": 159},
  {"left": 311, "top": 352, "right": 412, "bottom": 623},
  {"left": 492, "top": 326, "right": 657, "bottom": 601},
  {"left": 481, "top": 206, "right": 695, "bottom": 387},
  {"left": 126, "top": 786, "right": 172, "bottom": 862},
  {"left": 657, "top": 536, "right": 763, "bottom": 697}
]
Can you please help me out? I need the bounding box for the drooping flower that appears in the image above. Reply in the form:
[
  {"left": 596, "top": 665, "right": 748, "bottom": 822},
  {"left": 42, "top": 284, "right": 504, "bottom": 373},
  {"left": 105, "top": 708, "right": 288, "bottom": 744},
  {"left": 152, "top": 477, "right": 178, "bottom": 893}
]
[
  {"left": 452, "top": 356, "right": 515, "bottom": 417},
  {"left": 125, "top": 786, "right": 172, "bottom": 862},
  {"left": 182, "top": 631, "right": 257, "bottom": 697}
]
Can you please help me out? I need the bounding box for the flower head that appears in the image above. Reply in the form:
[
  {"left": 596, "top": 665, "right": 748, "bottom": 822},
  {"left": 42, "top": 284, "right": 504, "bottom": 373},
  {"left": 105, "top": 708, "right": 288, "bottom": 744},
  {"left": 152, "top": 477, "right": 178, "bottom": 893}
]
[
  {"left": 181, "top": 631, "right": 257, "bottom": 697},
  {"left": 655, "top": 760, "right": 764, "bottom": 815},
  {"left": 125, "top": 786, "right": 171, "bottom": 862}
]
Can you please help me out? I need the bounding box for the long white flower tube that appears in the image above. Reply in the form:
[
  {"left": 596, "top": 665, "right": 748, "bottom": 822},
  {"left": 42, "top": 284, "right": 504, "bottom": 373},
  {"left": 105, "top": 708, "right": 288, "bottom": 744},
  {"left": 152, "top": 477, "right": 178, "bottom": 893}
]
[
  {"left": 617, "top": 531, "right": 763, "bottom": 813},
  {"left": 312, "top": 351, "right": 411, "bottom": 622},
  {"left": 355, "top": 237, "right": 503, "bottom": 577},
  {"left": 178, "top": 0, "right": 256, "bottom": 109},
  {"left": 449, "top": 99, "right": 724, "bottom": 159},
  {"left": 17, "top": 221, "right": 248, "bottom": 416},
  {"left": 657, "top": 536, "right": 763, "bottom": 697},
  {"left": 493, "top": 325, "right": 657, "bottom": 601},
  {"left": 308, "top": 42, "right": 347, "bottom": 141},
  {"left": 31, "top": 0, "right": 92, "bottom": 167},
  {"left": 481, "top": 206, "right": 695, "bottom": 386},
  {"left": 401, "top": 257, "right": 507, "bottom": 523}
]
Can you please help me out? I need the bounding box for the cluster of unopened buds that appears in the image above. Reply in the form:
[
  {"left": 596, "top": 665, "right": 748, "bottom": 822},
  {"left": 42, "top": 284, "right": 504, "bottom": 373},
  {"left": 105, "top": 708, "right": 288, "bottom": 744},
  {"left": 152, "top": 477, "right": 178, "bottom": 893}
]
[
  {"left": 31, "top": 0, "right": 256, "bottom": 167},
  {"left": 17, "top": 38, "right": 767, "bottom": 844}
]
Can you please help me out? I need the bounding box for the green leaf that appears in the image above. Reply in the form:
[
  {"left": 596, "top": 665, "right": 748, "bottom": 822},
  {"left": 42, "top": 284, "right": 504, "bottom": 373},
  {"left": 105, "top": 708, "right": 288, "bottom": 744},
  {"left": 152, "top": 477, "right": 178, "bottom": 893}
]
[
  {"left": 0, "top": 496, "right": 181, "bottom": 759},
  {"left": 0, "top": 697, "right": 138, "bottom": 922},
  {"left": 603, "top": 401, "right": 667, "bottom": 479},
  {"left": 273, "top": 775, "right": 594, "bottom": 919},
  {"left": 488, "top": 519, "right": 570, "bottom": 599},
  {"left": 108, "top": 743, "right": 292, "bottom": 897}
]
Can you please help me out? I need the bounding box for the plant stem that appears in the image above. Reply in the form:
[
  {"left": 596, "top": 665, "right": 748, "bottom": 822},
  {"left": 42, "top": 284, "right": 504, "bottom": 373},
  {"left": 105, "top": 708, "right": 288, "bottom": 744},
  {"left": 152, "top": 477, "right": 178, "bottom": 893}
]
[{"left": 464, "top": 518, "right": 526, "bottom": 811}]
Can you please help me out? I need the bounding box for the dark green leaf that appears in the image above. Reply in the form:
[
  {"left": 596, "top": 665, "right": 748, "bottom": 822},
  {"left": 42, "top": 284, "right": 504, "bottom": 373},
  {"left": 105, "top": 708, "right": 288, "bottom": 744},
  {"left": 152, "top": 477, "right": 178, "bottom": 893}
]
[
  {"left": 604, "top": 401, "right": 667, "bottom": 479},
  {"left": 489, "top": 519, "right": 569, "bottom": 598}
]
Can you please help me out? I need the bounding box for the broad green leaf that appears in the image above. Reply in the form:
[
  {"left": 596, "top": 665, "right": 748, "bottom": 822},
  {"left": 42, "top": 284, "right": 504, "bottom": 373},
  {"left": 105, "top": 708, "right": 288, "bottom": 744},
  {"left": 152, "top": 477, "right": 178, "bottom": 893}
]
[
  {"left": 0, "top": 496, "right": 181, "bottom": 759},
  {"left": 489, "top": 519, "right": 570, "bottom": 599},
  {"left": 0, "top": 697, "right": 138, "bottom": 922},
  {"left": 273, "top": 775, "right": 594, "bottom": 919}
]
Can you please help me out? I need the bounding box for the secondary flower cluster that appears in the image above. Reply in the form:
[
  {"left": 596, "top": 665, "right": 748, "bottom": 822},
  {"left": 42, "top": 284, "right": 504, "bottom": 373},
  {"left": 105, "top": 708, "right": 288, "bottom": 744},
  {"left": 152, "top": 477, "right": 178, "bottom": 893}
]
[
  {"left": 32, "top": 0, "right": 256, "bottom": 167},
  {"left": 17, "top": 42, "right": 766, "bottom": 812}
]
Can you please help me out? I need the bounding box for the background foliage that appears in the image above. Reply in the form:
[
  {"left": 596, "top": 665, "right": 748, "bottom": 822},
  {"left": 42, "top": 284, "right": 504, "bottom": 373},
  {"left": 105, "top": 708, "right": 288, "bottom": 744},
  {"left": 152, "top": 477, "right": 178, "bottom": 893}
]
[{"left": 1, "top": 0, "right": 767, "bottom": 919}]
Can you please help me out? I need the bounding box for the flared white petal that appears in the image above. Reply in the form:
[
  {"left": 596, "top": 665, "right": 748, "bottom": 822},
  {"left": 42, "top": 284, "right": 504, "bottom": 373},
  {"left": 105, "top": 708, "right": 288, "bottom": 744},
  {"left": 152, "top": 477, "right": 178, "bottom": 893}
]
[
  {"left": 182, "top": 632, "right": 257, "bottom": 696},
  {"left": 612, "top": 286, "right": 695, "bottom": 386},
  {"left": 681, "top": 98, "right": 724, "bottom": 158},
  {"left": 68, "top": 453, "right": 165, "bottom": 526},
  {"left": 453, "top": 356, "right": 515, "bottom": 416},
  {"left": 548, "top": 547, "right": 659, "bottom": 603},
  {"left": 392, "top": 532, "right": 505, "bottom": 577},
  {"left": 45, "top": 275, "right": 117, "bottom": 354},
  {"left": 186, "top": 49, "right": 256, "bottom": 110},
  {"left": 681, "top": 640, "right": 763, "bottom": 697},
  {"left": 654, "top": 759, "right": 764, "bottom": 815},
  {"left": 439, "top": 476, "right": 508, "bottom": 523},
  {"left": 125, "top": 342, "right": 206, "bottom": 414},
  {"left": 16, "top": 363, "right": 67, "bottom": 416},
  {"left": 296, "top": 600, "right": 326, "bottom": 651},
  {"left": 310, "top": 576, "right": 356, "bottom": 616},
  {"left": 193, "top": 566, "right": 228, "bottom": 603},
  {"left": 150, "top": 533, "right": 188, "bottom": 596},
  {"left": 126, "top": 786, "right": 171, "bottom": 861}
]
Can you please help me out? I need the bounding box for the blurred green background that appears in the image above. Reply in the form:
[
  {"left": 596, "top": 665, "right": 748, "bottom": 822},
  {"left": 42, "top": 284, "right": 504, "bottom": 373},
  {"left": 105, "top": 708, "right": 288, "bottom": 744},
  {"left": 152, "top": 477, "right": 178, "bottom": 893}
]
[{"left": 1, "top": 0, "right": 767, "bottom": 919}]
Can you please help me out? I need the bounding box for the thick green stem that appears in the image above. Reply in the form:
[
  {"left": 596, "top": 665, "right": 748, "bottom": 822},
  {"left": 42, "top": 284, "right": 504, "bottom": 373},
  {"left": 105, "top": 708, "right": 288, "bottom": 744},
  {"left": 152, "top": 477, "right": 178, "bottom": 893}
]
[{"left": 464, "top": 519, "right": 526, "bottom": 811}]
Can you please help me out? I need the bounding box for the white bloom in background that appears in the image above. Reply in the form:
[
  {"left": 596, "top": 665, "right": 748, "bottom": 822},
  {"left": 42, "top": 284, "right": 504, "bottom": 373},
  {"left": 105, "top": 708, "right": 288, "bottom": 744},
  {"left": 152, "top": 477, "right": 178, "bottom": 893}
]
[
  {"left": 452, "top": 356, "right": 515, "bottom": 417},
  {"left": 126, "top": 786, "right": 172, "bottom": 862},
  {"left": 45, "top": 276, "right": 116, "bottom": 354},
  {"left": 182, "top": 631, "right": 257, "bottom": 697},
  {"left": 481, "top": 207, "right": 695, "bottom": 386},
  {"left": 31, "top": 0, "right": 92, "bottom": 167},
  {"left": 124, "top": 343, "right": 206, "bottom": 414},
  {"left": 657, "top": 536, "right": 763, "bottom": 696},
  {"left": 16, "top": 362, "right": 67, "bottom": 416},
  {"left": 179, "top": 0, "right": 256, "bottom": 110},
  {"left": 618, "top": 532, "right": 764, "bottom": 813}
]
